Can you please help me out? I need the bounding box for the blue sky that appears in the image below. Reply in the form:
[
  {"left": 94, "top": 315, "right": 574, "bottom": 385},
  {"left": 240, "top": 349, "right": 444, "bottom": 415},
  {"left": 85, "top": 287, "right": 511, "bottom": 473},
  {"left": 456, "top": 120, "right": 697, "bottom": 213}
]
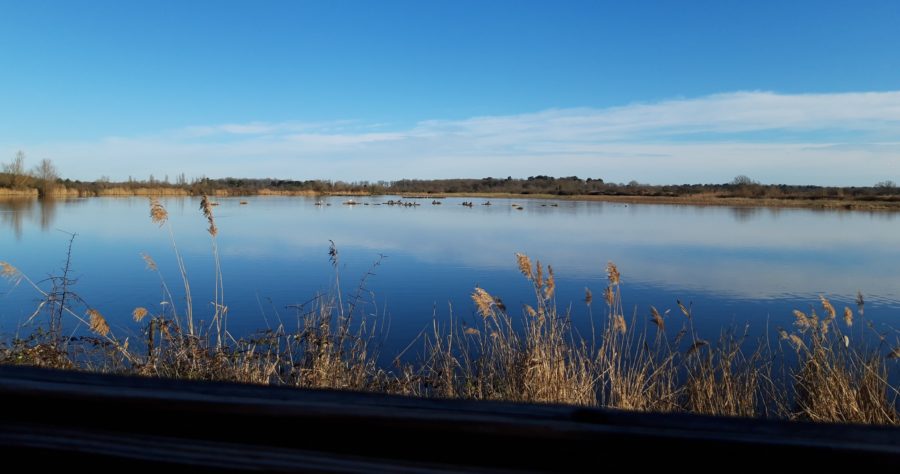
[{"left": 1, "top": 1, "right": 898, "bottom": 184}]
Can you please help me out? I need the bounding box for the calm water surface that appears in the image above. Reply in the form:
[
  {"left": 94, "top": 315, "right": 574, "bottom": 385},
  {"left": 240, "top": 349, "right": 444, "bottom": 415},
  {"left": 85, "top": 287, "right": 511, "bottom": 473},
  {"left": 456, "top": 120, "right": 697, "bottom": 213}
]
[{"left": 2, "top": 196, "right": 899, "bottom": 356}]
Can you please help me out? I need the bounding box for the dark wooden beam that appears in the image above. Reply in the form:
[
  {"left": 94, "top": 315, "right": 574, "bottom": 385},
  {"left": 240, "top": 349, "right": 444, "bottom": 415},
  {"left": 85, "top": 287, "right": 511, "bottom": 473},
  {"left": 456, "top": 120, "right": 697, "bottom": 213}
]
[{"left": 0, "top": 365, "right": 897, "bottom": 471}]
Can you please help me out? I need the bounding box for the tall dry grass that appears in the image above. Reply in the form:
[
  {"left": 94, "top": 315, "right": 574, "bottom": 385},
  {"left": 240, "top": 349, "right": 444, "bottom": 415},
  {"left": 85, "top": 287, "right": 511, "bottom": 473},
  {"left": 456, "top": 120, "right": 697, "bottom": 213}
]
[
  {"left": 0, "top": 197, "right": 898, "bottom": 424},
  {"left": 785, "top": 296, "right": 899, "bottom": 424},
  {"left": 411, "top": 256, "right": 597, "bottom": 405}
]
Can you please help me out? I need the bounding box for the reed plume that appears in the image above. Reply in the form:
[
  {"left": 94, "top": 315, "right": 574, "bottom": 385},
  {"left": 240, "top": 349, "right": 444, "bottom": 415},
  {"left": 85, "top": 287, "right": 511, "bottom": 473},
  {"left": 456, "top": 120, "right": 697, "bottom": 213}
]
[
  {"left": 1, "top": 261, "right": 15, "bottom": 277},
  {"left": 603, "top": 286, "right": 614, "bottom": 306},
  {"left": 543, "top": 265, "right": 555, "bottom": 300},
  {"left": 0, "top": 261, "right": 19, "bottom": 283},
  {"left": 515, "top": 253, "right": 533, "bottom": 281},
  {"left": 87, "top": 309, "right": 110, "bottom": 337},
  {"left": 606, "top": 262, "right": 620, "bottom": 285},
  {"left": 686, "top": 340, "right": 708, "bottom": 356},
  {"left": 843, "top": 307, "right": 853, "bottom": 327},
  {"left": 821, "top": 296, "right": 836, "bottom": 321},
  {"left": 650, "top": 306, "right": 665, "bottom": 331},
  {"left": 132, "top": 307, "right": 149, "bottom": 322},
  {"left": 141, "top": 253, "right": 157, "bottom": 271},
  {"left": 149, "top": 198, "right": 168, "bottom": 226},
  {"left": 793, "top": 310, "right": 816, "bottom": 332},
  {"left": 677, "top": 300, "right": 691, "bottom": 319},
  {"left": 472, "top": 287, "right": 495, "bottom": 318},
  {"left": 200, "top": 195, "right": 218, "bottom": 236},
  {"left": 612, "top": 314, "right": 627, "bottom": 335}
]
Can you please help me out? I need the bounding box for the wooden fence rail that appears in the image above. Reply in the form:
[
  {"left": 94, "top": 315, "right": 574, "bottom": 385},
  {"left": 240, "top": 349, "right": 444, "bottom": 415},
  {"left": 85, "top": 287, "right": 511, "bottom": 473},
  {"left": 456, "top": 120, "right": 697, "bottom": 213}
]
[{"left": 0, "top": 365, "right": 897, "bottom": 471}]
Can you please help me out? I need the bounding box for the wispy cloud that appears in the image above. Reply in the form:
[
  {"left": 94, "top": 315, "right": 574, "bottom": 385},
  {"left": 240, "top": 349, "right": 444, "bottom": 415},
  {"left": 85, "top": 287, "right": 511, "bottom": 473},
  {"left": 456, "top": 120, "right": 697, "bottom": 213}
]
[
  {"left": 178, "top": 120, "right": 373, "bottom": 138},
  {"left": 7, "top": 91, "right": 900, "bottom": 185},
  {"left": 413, "top": 91, "right": 900, "bottom": 140}
]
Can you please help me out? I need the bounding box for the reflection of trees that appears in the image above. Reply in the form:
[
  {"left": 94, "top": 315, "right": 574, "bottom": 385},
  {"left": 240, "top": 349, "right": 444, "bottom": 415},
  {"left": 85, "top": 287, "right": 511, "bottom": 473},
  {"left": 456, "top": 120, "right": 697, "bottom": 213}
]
[
  {"left": 38, "top": 198, "right": 58, "bottom": 231},
  {"left": 0, "top": 198, "right": 35, "bottom": 240},
  {"left": 729, "top": 206, "right": 763, "bottom": 222},
  {"left": 0, "top": 198, "right": 64, "bottom": 239}
]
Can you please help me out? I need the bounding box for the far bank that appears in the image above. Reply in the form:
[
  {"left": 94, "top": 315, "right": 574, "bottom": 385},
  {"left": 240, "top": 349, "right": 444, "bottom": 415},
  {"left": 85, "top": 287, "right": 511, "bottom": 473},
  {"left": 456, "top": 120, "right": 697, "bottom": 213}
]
[{"left": 3, "top": 188, "right": 899, "bottom": 212}]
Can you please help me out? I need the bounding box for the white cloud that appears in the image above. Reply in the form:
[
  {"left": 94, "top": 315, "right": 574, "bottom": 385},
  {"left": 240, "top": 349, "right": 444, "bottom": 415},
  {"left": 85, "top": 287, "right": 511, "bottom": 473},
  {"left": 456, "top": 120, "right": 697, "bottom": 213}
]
[
  {"left": 5, "top": 91, "right": 900, "bottom": 185},
  {"left": 413, "top": 91, "right": 900, "bottom": 139}
]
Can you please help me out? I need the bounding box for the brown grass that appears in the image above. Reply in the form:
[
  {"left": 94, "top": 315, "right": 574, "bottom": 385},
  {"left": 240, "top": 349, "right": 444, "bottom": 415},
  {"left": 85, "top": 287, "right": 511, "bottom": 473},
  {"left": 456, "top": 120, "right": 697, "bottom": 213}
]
[
  {"left": 787, "top": 297, "right": 898, "bottom": 424},
  {"left": 149, "top": 198, "right": 168, "bottom": 226}
]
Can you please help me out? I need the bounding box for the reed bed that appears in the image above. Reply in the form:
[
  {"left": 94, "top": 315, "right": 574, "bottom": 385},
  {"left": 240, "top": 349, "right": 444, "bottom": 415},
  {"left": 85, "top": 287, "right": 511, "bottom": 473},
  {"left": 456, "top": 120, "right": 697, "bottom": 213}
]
[{"left": 0, "top": 197, "right": 898, "bottom": 424}]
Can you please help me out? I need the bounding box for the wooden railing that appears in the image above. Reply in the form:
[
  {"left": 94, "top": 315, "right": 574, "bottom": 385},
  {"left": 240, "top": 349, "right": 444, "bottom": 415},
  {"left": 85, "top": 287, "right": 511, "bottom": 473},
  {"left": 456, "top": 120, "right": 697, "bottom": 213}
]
[{"left": 0, "top": 365, "right": 897, "bottom": 471}]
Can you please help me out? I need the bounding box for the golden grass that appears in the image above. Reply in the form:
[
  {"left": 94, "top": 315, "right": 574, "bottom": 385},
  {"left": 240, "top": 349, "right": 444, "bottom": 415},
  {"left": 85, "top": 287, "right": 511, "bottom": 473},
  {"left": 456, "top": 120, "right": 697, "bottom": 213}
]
[
  {"left": 150, "top": 198, "right": 168, "bottom": 226},
  {"left": 132, "top": 307, "right": 149, "bottom": 322},
  {"left": 87, "top": 309, "right": 110, "bottom": 337},
  {"left": 0, "top": 261, "right": 18, "bottom": 279},
  {"left": 199, "top": 195, "right": 218, "bottom": 237},
  {"left": 0, "top": 188, "right": 38, "bottom": 197}
]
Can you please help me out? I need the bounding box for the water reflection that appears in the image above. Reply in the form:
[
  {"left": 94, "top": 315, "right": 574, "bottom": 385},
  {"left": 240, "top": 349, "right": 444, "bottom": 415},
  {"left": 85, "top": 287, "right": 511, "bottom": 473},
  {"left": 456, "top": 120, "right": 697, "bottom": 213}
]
[
  {"left": 729, "top": 206, "right": 764, "bottom": 222},
  {"left": 0, "top": 198, "right": 83, "bottom": 238},
  {"left": 0, "top": 198, "right": 33, "bottom": 239},
  {"left": 2, "top": 196, "right": 899, "bottom": 344}
]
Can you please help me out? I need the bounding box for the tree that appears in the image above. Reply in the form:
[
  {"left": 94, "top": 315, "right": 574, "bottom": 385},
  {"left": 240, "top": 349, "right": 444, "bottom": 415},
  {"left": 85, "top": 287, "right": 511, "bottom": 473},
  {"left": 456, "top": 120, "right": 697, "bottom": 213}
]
[
  {"left": 730, "top": 175, "right": 758, "bottom": 186},
  {"left": 875, "top": 180, "right": 896, "bottom": 190},
  {"left": 32, "top": 158, "right": 59, "bottom": 197},
  {"left": 2, "top": 150, "right": 28, "bottom": 188}
]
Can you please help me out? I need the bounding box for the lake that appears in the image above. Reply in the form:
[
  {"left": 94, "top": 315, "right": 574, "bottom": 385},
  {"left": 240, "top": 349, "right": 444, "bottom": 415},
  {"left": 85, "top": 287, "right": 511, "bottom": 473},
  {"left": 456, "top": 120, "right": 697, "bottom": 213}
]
[{"left": 2, "top": 196, "right": 899, "bottom": 359}]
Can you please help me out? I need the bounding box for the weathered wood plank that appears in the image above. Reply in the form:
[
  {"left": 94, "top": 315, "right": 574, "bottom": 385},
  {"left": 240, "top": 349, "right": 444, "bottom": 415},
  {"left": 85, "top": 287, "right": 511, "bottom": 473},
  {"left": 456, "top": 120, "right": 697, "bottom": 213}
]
[{"left": 0, "top": 365, "right": 897, "bottom": 471}]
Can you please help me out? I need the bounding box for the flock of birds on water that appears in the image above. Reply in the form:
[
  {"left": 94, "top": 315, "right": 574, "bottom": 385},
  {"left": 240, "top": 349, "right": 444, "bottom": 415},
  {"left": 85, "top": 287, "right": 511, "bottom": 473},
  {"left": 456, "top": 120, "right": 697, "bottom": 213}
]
[{"left": 310, "top": 198, "right": 561, "bottom": 211}]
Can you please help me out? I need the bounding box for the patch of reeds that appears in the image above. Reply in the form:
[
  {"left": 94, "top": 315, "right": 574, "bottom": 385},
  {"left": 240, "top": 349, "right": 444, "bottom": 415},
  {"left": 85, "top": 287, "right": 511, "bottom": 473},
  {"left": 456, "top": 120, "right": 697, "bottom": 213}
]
[
  {"left": 785, "top": 297, "right": 898, "bottom": 424},
  {"left": 0, "top": 198, "right": 898, "bottom": 424}
]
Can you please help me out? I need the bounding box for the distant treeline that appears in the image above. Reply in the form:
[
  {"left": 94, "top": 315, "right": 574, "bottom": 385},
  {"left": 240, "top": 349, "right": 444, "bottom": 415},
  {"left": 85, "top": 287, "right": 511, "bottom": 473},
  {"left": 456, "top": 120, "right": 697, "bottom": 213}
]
[
  {"left": 3, "top": 173, "right": 900, "bottom": 201},
  {"left": 58, "top": 176, "right": 384, "bottom": 196},
  {"left": 2, "top": 151, "right": 899, "bottom": 200},
  {"left": 389, "top": 175, "right": 900, "bottom": 201}
]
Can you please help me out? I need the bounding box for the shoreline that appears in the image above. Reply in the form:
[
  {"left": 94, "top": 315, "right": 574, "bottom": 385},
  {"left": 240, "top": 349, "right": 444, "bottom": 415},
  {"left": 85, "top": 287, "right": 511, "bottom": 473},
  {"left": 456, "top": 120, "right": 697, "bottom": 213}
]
[
  {"left": 434, "top": 192, "right": 900, "bottom": 211},
  {"left": 2, "top": 188, "right": 900, "bottom": 211}
]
